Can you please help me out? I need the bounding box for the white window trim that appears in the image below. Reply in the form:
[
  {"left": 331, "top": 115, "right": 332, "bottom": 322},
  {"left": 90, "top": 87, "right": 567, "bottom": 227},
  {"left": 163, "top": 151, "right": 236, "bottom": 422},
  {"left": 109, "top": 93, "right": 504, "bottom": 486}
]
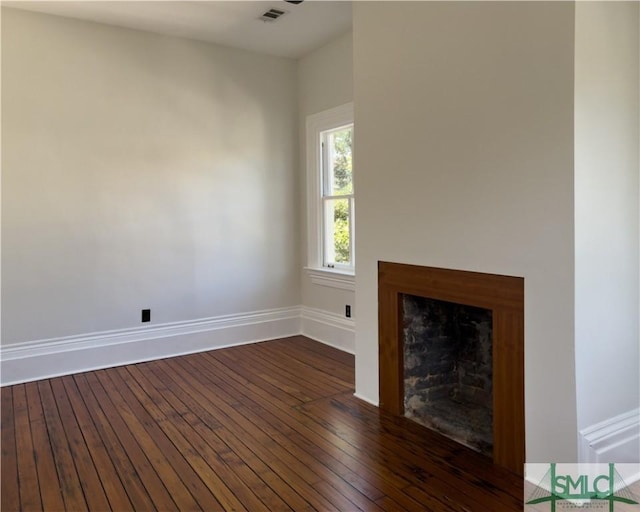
[
  {"left": 306, "top": 102, "right": 355, "bottom": 281},
  {"left": 303, "top": 267, "right": 355, "bottom": 292}
]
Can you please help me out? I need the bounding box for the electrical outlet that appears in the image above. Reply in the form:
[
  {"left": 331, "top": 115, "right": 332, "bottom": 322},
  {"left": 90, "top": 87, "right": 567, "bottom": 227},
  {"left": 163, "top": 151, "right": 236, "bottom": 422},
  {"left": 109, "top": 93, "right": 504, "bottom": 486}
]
[
  {"left": 345, "top": 305, "right": 351, "bottom": 318},
  {"left": 141, "top": 309, "right": 151, "bottom": 323}
]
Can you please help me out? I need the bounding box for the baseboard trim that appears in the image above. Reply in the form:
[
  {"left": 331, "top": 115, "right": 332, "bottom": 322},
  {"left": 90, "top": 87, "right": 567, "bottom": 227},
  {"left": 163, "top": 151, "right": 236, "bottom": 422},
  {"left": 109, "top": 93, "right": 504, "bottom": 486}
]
[
  {"left": 300, "top": 306, "right": 355, "bottom": 354},
  {"left": 579, "top": 409, "right": 640, "bottom": 463},
  {"left": 1, "top": 307, "right": 301, "bottom": 386}
]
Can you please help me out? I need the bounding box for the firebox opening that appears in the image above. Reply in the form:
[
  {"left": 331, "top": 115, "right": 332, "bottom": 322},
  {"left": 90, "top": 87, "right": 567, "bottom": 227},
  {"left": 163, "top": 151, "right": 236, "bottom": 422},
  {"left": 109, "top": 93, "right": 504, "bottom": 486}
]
[{"left": 402, "top": 294, "right": 493, "bottom": 456}]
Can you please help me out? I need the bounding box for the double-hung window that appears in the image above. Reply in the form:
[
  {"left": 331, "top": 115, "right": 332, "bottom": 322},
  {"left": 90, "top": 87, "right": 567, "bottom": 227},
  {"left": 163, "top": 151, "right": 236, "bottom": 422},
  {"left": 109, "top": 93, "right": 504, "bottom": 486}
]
[
  {"left": 321, "top": 125, "right": 354, "bottom": 269},
  {"left": 306, "top": 103, "right": 354, "bottom": 276}
]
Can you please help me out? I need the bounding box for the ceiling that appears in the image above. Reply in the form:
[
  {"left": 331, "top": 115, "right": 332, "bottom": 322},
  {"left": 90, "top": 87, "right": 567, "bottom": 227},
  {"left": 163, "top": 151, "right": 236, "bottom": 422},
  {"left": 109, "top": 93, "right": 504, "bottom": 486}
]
[{"left": 2, "top": 1, "right": 353, "bottom": 59}]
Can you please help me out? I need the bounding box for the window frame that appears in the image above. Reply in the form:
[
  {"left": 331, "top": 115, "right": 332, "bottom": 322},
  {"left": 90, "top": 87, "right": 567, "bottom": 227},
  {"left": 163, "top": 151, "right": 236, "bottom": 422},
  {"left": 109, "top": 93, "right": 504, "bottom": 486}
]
[
  {"left": 321, "top": 126, "right": 354, "bottom": 270},
  {"left": 305, "top": 103, "right": 355, "bottom": 277}
]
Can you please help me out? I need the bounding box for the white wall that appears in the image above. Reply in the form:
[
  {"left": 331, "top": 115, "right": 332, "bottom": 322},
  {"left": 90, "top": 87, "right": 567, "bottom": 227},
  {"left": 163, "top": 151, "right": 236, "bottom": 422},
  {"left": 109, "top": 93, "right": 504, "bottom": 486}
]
[
  {"left": 1, "top": 8, "right": 299, "bottom": 344},
  {"left": 298, "top": 31, "right": 355, "bottom": 318},
  {"left": 575, "top": 2, "right": 640, "bottom": 433},
  {"left": 353, "top": 2, "right": 577, "bottom": 461}
]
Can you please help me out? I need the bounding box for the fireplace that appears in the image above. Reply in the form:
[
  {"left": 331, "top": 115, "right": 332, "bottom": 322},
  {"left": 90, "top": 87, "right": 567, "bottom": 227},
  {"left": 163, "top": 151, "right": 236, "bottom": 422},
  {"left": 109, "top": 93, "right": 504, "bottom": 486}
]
[
  {"left": 378, "top": 261, "right": 525, "bottom": 475},
  {"left": 403, "top": 295, "right": 494, "bottom": 456}
]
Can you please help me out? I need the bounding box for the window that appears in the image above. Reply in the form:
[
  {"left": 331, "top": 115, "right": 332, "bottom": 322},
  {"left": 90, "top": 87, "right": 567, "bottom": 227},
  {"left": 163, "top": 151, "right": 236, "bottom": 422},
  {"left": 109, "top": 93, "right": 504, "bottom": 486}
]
[
  {"left": 306, "top": 103, "right": 354, "bottom": 276},
  {"left": 321, "top": 125, "right": 354, "bottom": 269}
]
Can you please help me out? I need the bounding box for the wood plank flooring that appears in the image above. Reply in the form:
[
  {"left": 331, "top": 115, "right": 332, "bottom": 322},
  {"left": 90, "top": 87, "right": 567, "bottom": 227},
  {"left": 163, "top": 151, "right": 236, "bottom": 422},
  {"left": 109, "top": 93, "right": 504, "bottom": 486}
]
[{"left": 1, "top": 336, "right": 523, "bottom": 511}]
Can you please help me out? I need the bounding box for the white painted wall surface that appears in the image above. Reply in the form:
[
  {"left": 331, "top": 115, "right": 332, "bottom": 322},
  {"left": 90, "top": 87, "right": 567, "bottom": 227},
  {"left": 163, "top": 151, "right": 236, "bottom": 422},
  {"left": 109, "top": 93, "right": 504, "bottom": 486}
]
[
  {"left": 353, "top": 2, "right": 577, "bottom": 462},
  {"left": 1, "top": 8, "right": 300, "bottom": 344},
  {"left": 575, "top": 2, "right": 640, "bottom": 432},
  {"left": 298, "top": 30, "right": 355, "bottom": 317}
]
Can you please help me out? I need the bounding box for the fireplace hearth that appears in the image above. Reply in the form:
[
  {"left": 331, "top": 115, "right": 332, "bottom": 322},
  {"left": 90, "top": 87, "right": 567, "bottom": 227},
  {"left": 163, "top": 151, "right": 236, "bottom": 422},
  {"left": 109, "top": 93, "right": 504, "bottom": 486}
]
[{"left": 378, "top": 261, "right": 525, "bottom": 475}]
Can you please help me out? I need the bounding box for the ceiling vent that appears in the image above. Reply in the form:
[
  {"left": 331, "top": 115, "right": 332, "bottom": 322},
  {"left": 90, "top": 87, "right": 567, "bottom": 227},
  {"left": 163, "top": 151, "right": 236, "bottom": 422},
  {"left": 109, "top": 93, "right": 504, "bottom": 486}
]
[{"left": 259, "top": 8, "right": 287, "bottom": 22}]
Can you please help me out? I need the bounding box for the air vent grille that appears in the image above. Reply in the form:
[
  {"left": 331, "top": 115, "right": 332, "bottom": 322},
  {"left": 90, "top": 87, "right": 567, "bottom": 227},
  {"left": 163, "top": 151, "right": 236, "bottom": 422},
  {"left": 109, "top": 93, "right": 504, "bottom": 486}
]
[{"left": 259, "top": 8, "right": 287, "bottom": 22}]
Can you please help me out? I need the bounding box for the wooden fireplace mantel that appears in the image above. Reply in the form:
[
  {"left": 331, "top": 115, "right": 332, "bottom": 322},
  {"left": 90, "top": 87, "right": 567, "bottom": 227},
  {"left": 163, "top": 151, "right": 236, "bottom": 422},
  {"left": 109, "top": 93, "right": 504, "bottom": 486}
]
[{"left": 378, "top": 261, "right": 525, "bottom": 475}]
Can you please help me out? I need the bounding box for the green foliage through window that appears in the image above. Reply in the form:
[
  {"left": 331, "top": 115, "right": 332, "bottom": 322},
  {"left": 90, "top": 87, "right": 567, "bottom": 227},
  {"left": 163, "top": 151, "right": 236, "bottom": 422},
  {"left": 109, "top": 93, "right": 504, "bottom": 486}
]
[
  {"left": 333, "top": 199, "right": 349, "bottom": 263},
  {"left": 332, "top": 129, "right": 353, "bottom": 194}
]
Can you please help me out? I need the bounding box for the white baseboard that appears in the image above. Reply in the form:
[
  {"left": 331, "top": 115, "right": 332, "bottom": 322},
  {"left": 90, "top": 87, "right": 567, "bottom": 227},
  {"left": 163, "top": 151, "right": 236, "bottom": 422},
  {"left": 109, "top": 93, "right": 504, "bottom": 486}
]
[
  {"left": 300, "top": 306, "right": 355, "bottom": 354},
  {"left": 579, "top": 409, "right": 640, "bottom": 464},
  {"left": 1, "top": 307, "right": 301, "bottom": 386},
  {"left": 1, "top": 305, "right": 357, "bottom": 386}
]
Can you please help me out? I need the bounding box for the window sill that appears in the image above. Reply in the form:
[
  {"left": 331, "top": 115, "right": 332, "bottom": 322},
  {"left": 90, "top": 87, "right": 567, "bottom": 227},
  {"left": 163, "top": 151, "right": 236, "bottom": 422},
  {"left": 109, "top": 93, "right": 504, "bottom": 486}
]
[{"left": 304, "top": 267, "right": 355, "bottom": 291}]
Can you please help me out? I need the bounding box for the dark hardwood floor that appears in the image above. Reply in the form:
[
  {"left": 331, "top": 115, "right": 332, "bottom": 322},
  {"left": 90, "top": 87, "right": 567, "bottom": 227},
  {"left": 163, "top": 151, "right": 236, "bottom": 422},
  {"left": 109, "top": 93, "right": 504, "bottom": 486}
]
[{"left": 1, "top": 336, "right": 522, "bottom": 511}]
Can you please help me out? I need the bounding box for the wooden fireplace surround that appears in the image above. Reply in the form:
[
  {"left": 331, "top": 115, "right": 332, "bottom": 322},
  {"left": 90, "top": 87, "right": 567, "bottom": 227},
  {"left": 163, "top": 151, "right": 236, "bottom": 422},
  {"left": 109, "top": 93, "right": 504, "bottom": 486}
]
[{"left": 378, "top": 261, "right": 525, "bottom": 475}]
